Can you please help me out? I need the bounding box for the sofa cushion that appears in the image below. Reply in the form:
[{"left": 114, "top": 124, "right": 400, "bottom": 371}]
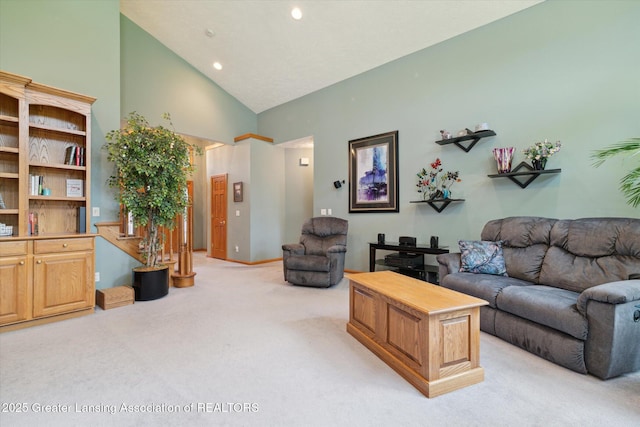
[
  {"left": 540, "top": 218, "right": 640, "bottom": 293},
  {"left": 496, "top": 285, "right": 587, "bottom": 340},
  {"left": 458, "top": 240, "right": 508, "bottom": 276},
  {"left": 482, "top": 216, "right": 556, "bottom": 248},
  {"left": 286, "top": 255, "right": 330, "bottom": 272},
  {"left": 494, "top": 311, "right": 587, "bottom": 374},
  {"left": 300, "top": 217, "right": 348, "bottom": 256},
  {"left": 481, "top": 217, "right": 556, "bottom": 283},
  {"left": 440, "top": 273, "right": 532, "bottom": 308},
  {"left": 502, "top": 244, "right": 548, "bottom": 283}
]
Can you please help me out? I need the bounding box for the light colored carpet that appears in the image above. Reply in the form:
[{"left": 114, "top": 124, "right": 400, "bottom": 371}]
[{"left": 1, "top": 253, "right": 639, "bottom": 427}]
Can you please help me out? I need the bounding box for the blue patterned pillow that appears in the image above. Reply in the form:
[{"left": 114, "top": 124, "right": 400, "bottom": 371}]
[{"left": 458, "top": 240, "right": 508, "bottom": 276}]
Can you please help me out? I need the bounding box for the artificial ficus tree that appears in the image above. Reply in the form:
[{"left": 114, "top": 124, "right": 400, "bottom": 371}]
[{"left": 104, "top": 112, "right": 201, "bottom": 267}]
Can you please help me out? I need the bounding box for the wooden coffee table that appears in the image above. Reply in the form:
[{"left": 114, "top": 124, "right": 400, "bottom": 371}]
[{"left": 346, "top": 270, "right": 488, "bottom": 398}]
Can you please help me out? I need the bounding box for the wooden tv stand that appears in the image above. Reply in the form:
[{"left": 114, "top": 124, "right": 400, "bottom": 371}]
[{"left": 346, "top": 271, "right": 488, "bottom": 398}]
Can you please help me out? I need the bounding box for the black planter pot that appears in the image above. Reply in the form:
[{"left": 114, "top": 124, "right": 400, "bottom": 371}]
[
  {"left": 132, "top": 265, "right": 169, "bottom": 301},
  {"left": 531, "top": 158, "right": 547, "bottom": 170}
]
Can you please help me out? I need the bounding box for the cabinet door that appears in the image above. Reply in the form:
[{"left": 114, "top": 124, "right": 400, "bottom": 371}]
[
  {"left": 33, "top": 251, "right": 94, "bottom": 317},
  {"left": 0, "top": 255, "right": 30, "bottom": 325}
]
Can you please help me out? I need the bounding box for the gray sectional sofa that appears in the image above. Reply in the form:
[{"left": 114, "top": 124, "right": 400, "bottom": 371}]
[{"left": 436, "top": 216, "right": 640, "bottom": 379}]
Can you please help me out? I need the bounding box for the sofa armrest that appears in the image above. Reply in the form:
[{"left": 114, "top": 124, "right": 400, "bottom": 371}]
[
  {"left": 576, "top": 280, "right": 640, "bottom": 315},
  {"left": 326, "top": 244, "right": 347, "bottom": 254},
  {"left": 282, "top": 243, "right": 305, "bottom": 255},
  {"left": 579, "top": 280, "right": 640, "bottom": 379},
  {"left": 436, "top": 253, "right": 461, "bottom": 282}
]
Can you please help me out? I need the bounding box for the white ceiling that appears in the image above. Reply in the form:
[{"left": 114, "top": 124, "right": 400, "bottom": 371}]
[{"left": 120, "top": 0, "right": 543, "bottom": 114}]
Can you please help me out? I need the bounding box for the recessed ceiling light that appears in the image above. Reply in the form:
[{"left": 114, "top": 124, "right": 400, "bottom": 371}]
[
  {"left": 291, "top": 7, "right": 302, "bottom": 20},
  {"left": 213, "top": 62, "right": 222, "bottom": 71}
]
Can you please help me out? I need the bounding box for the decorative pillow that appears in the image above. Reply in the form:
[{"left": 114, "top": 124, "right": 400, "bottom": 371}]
[{"left": 458, "top": 240, "right": 508, "bottom": 276}]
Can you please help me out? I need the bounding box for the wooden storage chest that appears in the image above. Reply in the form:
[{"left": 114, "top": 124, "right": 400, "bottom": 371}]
[{"left": 96, "top": 286, "right": 134, "bottom": 310}]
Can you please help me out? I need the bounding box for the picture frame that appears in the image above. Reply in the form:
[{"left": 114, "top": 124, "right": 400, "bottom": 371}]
[
  {"left": 66, "top": 179, "right": 84, "bottom": 198},
  {"left": 233, "top": 182, "right": 243, "bottom": 202},
  {"left": 349, "top": 131, "right": 399, "bottom": 213}
]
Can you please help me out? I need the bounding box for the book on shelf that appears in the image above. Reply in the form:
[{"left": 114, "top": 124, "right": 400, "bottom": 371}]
[
  {"left": 29, "top": 174, "right": 44, "bottom": 195},
  {"left": 66, "top": 179, "right": 84, "bottom": 197},
  {"left": 28, "top": 212, "right": 38, "bottom": 235},
  {"left": 77, "top": 206, "right": 86, "bottom": 233},
  {"left": 64, "top": 145, "right": 75, "bottom": 165},
  {"left": 64, "top": 145, "right": 85, "bottom": 166}
]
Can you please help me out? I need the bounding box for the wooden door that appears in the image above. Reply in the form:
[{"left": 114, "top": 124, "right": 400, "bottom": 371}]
[
  {"left": 0, "top": 254, "right": 29, "bottom": 325},
  {"left": 210, "top": 174, "right": 227, "bottom": 259},
  {"left": 32, "top": 251, "right": 94, "bottom": 318}
]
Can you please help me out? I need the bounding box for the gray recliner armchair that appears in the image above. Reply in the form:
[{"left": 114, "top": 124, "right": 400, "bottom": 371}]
[{"left": 282, "top": 217, "right": 348, "bottom": 287}]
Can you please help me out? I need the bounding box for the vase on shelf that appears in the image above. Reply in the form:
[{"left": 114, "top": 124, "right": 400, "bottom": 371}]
[
  {"left": 442, "top": 189, "right": 450, "bottom": 199},
  {"left": 493, "top": 147, "right": 515, "bottom": 173},
  {"left": 429, "top": 189, "right": 443, "bottom": 200},
  {"left": 531, "top": 158, "right": 547, "bottom": 170}
]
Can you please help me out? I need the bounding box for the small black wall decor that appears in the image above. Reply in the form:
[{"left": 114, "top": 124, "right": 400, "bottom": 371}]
[{"left": 233, "top": 182, "right": 243, "bottom": 202}]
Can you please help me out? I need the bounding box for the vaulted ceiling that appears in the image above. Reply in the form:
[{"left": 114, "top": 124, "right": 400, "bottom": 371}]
[{"left": 121, "top": 1, "right": 543, "bottom": 113}]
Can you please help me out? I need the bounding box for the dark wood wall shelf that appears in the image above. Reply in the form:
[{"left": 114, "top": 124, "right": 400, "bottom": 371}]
[
  {"left": 435, "top": 129, "right": 496, "bottom": 152},
  {"left": 410, "top": 198, "right": 464, "bottom": 213},
  {"left": 488, "top": 161, "right": 561, "bottom": 188}
]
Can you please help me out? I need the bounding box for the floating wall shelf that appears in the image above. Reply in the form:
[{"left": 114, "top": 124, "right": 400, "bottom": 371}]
[
  {"left": 435, "top": 129, "right": 496, "bottom": 152},
  {"left": 410, "top": 198, "right": 465, "bottom": 213},
  {"left": 488, "top": 161, "right": 561, "bottom": 188}
]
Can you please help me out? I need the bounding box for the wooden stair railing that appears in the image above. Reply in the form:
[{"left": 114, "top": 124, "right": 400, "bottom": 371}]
[
  {"left": 97, "top": 183, "right": 194, "bottom": 287},
  {"left": 95, "top": 216, "right": 180, "bottom": 286},
  {"left": 94, "top": 221, "right": 146, "bottom": 264}
]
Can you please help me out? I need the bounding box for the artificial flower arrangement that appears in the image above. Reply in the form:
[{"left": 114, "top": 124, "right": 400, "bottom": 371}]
[
  {"left": 416, "top": 158, "right": 461, "bottom": 200},
  {"left": 522, "top": 139, "right": 561, "bottom": 169}
]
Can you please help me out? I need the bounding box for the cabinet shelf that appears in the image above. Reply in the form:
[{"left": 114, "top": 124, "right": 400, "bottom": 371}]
[
  {"left": 375, "top": 259, "right": 439, "bottom": 273},
  {"left": 29, "top": 195, "right": 86, "bottom": 202},
  {"left": 488, "top": 161, "right": 561, "bottom": 188},
  {"left": 435, "top": 129, "right": 496, "bottom": 152},
  {"left": 369, "top": 242, "right": 448, "bottom": 284},
  {"left": 29, "top": 122, "right": 86, "bottom": 137},
  {"left": 0, "top": 146, "right": 19, "bottom": 154},
  {"left": 410, "top": 198, "right": 465, "bottom": 213},
  {"left": 0, "top": 114, "right": 19, "bottom": 124},
  {"left": 29, "top": 161, "right": 86, "bottom": 171},
  {"left": 1, "top": 70, "right": 94, "bottom": 238}
]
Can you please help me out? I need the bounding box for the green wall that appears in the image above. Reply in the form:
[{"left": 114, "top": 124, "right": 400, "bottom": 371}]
[
  {"left": 119, "top": 14, "right": 257, "bottom": 255},
  {"left": 119, "top": 15, "right": 256, "bottom": 143},
  {"left": 2, "top": 0, "right": 639, "bottom": 283},
  {"left": 258, "top": 0, "right": 640, "bottom": 272},
  {"left": 1, "top": 1, "right": 257, "bottom": 288},
  {"left": 0, "top": 0, "right": 129, "bottom": 289}
]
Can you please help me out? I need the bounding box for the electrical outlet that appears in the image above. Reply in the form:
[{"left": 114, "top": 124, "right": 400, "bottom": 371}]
[
  {"left": 321, "top": 209, "right": 327, "bottom": 215},
  {"left": 92, "top": 207, "right": 100, "bottom": 217},
  {"left": 95, "top": 272, "right": 100, "bottom": 282},
  {"left": 235, "top": 246, "right": 239, "bottom": 253},
  {"left": 328, "top": 208, "right": 332, "bottom": 215}
]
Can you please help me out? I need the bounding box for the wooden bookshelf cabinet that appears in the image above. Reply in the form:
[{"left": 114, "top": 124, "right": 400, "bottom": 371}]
[{"left": 0, "top": 71, "right": 96, "bottom": 331}]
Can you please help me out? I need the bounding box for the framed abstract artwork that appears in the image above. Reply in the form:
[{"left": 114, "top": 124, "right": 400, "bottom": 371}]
[{"left": 348, "top": 131, "right": 399, "bottom": 213}]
